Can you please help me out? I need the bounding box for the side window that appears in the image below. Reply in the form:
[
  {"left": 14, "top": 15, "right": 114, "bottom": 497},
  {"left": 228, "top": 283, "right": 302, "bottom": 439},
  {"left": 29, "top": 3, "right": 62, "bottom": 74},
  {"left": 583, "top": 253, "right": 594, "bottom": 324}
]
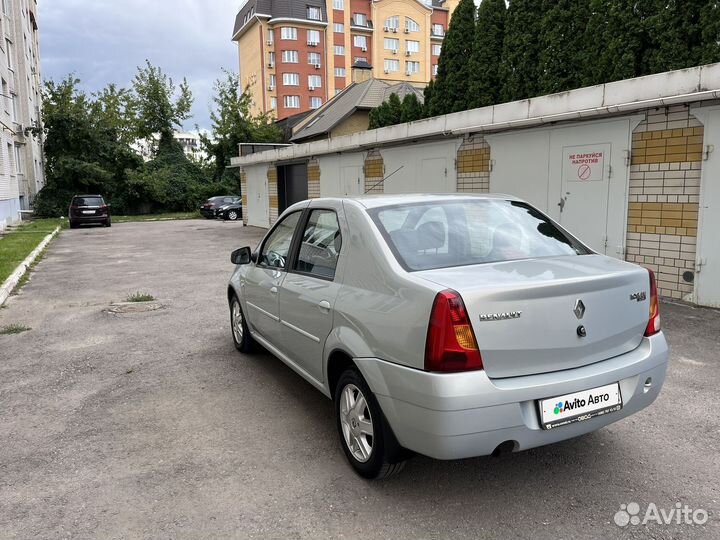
[
  {"left": 259, "top": 211, "right": 301, "bottom": 269},
  {"left": 294, "top": 209, "right": 342, "bottom": 280}
]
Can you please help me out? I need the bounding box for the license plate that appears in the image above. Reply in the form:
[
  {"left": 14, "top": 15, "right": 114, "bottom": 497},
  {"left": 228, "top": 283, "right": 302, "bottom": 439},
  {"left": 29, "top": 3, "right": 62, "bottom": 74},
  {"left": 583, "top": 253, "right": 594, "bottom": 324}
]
[
  {"left": 539, "top": 382, "right": 622, "bottom": 430},
  {"left": 82, "top": 210, "right": 94, "bottom": 214}
]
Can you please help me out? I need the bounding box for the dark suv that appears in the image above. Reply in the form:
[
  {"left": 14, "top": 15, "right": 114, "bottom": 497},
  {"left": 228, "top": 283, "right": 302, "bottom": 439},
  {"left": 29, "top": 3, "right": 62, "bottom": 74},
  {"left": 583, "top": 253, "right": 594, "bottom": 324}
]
[{"left": 69, "top": 195, "right": 111, "bottom": 228}]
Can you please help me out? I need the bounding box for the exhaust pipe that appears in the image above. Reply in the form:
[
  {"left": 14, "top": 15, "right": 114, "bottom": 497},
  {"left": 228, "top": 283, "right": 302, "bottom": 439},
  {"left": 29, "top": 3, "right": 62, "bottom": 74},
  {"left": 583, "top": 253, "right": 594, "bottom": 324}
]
[{"left": 491, "top": 440, "right": 516, "bottom": 457}]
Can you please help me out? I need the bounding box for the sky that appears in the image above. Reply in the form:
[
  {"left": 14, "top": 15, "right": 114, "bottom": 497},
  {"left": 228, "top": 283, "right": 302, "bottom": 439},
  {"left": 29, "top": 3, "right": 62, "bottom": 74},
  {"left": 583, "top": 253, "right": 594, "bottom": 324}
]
[{"left": 39, "top": 0, "right": 239, "bottom": 132}]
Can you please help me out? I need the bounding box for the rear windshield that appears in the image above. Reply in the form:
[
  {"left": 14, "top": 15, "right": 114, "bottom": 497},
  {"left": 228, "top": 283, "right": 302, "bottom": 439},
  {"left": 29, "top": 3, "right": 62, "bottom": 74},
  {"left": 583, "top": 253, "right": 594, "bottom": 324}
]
[
  {"left": 73, "top": 197, "right": 104, "bottom": 206},
  {"left": 368, "top": 199, "right": 590, "bottom": 271}
]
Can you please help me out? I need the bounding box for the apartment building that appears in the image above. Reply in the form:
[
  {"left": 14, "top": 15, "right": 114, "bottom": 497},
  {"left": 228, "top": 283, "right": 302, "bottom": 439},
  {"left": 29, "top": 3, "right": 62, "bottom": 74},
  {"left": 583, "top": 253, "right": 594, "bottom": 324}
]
[
  {"left": 0, "top": 0, "right": 43, "bottom": 230},
  {"left": 232, "top": 0, "right": 460, "bottom": 120}
]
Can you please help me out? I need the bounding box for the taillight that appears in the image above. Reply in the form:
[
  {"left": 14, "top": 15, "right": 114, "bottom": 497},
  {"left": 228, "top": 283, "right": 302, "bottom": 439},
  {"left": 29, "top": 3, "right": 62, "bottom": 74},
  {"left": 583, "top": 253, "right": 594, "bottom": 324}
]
[
  {"left": 644, "top": 269, "right": 661, "bottom": 336},
  {"left": 425, "top": 289, "right": 483, "bottom": 372}
]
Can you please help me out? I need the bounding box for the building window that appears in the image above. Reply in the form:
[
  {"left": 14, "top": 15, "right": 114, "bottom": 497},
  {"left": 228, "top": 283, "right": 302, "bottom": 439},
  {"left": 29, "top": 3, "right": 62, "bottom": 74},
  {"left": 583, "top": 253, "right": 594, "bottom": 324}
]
[
  {"left": 333, "top": 23, "right": 344, "bottom": 33},
  {"left": 406, "top": 40, "right": 420, "bottom": 54},
  {"left": 384, "top": 38, "right": 399, "bottom": 51},
  {"left": 334, "top": 67, "right": 346, "bottom": 77},
  {"left": 432, "top": 44, "right": 442, "bottom": 56},
  {"left": 280, "top": 27, "right": 297, "bottom": 40},
  {"left": 307, "top": 29, "right": 321, "bottom": 45},
  {"left": 384, "top": 15, "right": 399, "bottom": 31},
  {"left": 334, "top": 45, "right": 345, "bottom": 55},
  {"left": 270, "top": 97, "right": 278, "bottom": 110},
  {"left": 284, "top": 95, "right": 300, "bottom": 109},
  {"left": 283, "top": 73, "right": 300, "bottom": 86},
  {"left": 307, "top": 6, "right": 322, "bottom": 21},
  {"left": 6, "top": 39, "right": 12, "bottom": 71},
  {"left": 308, "top": 75, "right": 322, "bottom": 88},
  {"left": 282, "top": 50, "right": 299, "bottom": 63},
  {"left": 268, "top": 52, "right": 276, "bottom": 67},
  {"left": 406, "top": 18, "right": 419, "bottom": 33},
  {"left": 14, "top": 145, "right": 23, "bottom": 175},
  {"left": 353, "top": 13, "right": 367, "bottom": 26},
  {"left": 433, "top": 64, "right": 439, "bottom": 76},
  {"left": 354, "top": 57, "right": 368, "bottom": 64},
  {"left": 353, "top": 35, "right": 367, "bottom": 49},
  {"left": 406, "top": 61, "right": 420, "bottom": 75},
  {"left": 384, "top": 59, "right": 399, "bottom": 72},
  {"left": 333, "top": 0, "right": 344, "bottom": 9},
  {"left": 432, "top": 24, "right": 445, "bottom": 36},
  {"left": 310, "top": 97, "right": 323, "bottom": 109},
  {"left": 308, "top": 52, "right": 321, "bottom": 65},
  {"left": 267, "top": 29, "right": 274, "bottom": 44},
  {"left": 269, "top": 74, "right": 277, "bottom": 89}
]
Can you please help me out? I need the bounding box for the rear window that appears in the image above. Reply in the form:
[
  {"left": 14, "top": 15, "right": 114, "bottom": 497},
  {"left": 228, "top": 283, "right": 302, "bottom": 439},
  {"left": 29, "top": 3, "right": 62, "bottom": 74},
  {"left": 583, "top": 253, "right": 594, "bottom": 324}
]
[
  {"left": 368, "top": 199, "right": 590, "bottom": 271},
  {"left": 73, "top": 197, "right": 104, "bottom": 206}
]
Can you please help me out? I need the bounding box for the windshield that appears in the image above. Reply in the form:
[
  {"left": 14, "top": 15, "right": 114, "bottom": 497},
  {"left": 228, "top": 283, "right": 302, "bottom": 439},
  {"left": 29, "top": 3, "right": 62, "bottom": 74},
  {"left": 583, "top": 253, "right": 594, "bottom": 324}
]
[
  {"left": 368, "top": 199, "right": 590, "bottom": 271},
  {"left": 73, "top": 197, "right": 104, "bottom": 206}
]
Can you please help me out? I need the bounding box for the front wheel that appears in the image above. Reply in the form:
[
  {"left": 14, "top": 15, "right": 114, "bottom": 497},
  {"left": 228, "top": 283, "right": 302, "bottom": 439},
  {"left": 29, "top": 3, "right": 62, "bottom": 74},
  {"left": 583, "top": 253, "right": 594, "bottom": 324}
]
[
  {"left": 335, "top": 369, "right": 406, "bottom": 479},
  {"left": 230, "top": 295, "right": 256, "bottom": 353},
  {"left": 226, "top": 210, "right": 239, "bottom": 221},
  {"left": 104, "top": 219, "right": 112, "bottom": 227}
]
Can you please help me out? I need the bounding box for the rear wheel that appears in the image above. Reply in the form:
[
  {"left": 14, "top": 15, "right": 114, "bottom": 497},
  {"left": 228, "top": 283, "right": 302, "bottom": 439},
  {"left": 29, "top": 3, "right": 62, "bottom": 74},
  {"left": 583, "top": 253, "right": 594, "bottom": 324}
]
[
  {"left": 227, "top": 210, "right": 239, "bottom": 221},
  {"left": 335, "top": 369, "right": 406, "bottom": 479},
  {"left": 230, "top": 295, "right": 256, "bottom": 353}
]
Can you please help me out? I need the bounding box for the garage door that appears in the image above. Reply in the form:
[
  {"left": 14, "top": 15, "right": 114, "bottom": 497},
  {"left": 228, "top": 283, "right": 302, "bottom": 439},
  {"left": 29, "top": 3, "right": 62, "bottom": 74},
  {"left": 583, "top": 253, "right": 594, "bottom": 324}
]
[
  {"left": 245, "top": 165, "right": 269, "bottom": 228},
  {"left": 381, "top": 141, "right": 458, "bottom": 194}
]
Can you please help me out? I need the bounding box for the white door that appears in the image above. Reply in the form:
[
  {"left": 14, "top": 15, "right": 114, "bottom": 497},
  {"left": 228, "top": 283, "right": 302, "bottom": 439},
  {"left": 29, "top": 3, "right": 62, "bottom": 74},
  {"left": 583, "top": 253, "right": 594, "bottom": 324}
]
[
  {"left": 382, "top": 141, "right": 457, "bottom": 193},
  {"left": 558, "top": 143, "right": 612, "bottom": 254},
  {"left": 340, "top": 166, "right": 362, "bottom": 195},
  {"left": 246, "top": 166, "right": 269, "bottom": 228},
  {"left": 693, "top": 107, "right": 720, "bottom": 307}
]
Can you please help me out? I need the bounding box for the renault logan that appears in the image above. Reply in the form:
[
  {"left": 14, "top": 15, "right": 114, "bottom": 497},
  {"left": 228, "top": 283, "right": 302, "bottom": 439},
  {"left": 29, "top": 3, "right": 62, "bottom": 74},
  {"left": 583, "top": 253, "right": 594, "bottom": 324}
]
[{"left": 227, "top": 194, "right": 668, "bottom": 479}]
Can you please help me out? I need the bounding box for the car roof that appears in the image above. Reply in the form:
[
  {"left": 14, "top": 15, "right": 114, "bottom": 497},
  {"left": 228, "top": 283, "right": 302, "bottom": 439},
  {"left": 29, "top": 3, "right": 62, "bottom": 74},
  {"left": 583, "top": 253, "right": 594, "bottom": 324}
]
[{"left": 310, "top": 193, "right": 523, "bottom": 210}]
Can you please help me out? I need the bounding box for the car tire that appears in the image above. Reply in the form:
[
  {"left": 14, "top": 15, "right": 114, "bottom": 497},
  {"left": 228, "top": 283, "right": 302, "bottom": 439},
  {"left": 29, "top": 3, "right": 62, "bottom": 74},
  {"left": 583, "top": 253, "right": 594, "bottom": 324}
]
[
  {"left": 69, "top": 221, "right": 77, "bottom": 229},
  {"left": 335, "top": 368, "right": 406, "bottom": 479},
  {"left": 227, "top": 210, "right": 239, "bottom": 221},
  {"left": 104, "top": 219, "right": 111, "bottom": 227},
  {"left": 230, "top": 295, "right": 256, "bottom": 353}
]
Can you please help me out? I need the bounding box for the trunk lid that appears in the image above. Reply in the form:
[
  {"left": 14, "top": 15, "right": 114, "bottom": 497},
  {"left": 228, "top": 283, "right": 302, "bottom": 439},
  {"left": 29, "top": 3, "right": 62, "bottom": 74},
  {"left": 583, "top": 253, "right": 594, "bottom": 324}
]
[{"left": 416, "top": 255, "right": 651, "bottom": 379}]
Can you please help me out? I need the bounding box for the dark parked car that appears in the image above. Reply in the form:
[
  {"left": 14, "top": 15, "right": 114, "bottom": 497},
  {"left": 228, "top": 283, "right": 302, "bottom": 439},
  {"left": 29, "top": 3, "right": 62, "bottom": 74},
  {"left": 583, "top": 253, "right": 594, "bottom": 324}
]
[
  {"left": 217, "top": 199, "right": 243, "bottom": 221},
  {"left": 68, "top": 195, "right": 111, "bottom": 228},
  {"left": 200, "top": 196, "right": 240, "bottom": 219}
]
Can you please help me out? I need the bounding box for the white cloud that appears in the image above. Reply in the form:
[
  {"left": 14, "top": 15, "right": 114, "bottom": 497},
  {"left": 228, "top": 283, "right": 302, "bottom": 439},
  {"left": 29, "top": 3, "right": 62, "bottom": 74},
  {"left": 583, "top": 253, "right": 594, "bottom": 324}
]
[{"left": 39, "top": 0, "right": 239, "bottom": 130}]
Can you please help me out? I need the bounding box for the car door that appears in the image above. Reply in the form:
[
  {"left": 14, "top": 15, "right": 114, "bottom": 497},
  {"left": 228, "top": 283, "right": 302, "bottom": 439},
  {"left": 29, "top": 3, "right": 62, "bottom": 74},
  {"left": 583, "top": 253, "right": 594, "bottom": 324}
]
[
  {"left": 278, "top": 205, "right": 345, "bottom": 383},
  {"left": 243, "top": 210, "right": 303, "bottom": 343}
]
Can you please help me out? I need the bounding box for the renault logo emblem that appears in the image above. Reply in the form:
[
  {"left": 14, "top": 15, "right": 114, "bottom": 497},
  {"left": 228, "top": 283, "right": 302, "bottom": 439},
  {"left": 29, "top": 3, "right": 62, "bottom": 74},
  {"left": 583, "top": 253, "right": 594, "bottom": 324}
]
[{"left": 573, "top": 300, "right": 585, "bottom": 320}]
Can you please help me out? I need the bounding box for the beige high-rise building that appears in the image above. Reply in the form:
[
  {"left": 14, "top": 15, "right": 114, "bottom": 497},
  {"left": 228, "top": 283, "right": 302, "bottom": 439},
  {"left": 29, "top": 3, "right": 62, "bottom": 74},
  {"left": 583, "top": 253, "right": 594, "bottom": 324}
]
[
  {"left": 0, "top": 0, "right": 43, "bottom": 229},
  {"left": 231, "top": 0, "right": 460, "bottom": 121}
]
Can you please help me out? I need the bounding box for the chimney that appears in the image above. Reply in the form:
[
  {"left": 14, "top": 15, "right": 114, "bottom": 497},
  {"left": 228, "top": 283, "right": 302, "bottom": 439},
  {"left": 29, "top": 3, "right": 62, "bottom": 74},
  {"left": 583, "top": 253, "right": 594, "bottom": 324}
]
[{"left": 352, "top": 63, "right": 372, "bottom": 84}]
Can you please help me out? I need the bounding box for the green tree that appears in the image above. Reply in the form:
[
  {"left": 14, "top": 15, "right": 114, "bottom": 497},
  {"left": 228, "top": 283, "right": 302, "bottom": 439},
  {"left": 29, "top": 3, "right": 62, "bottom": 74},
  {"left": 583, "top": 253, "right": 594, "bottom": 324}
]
[
  {"left": 581, "top": 0, "right": 644, "bottom": 86},
  {"left": 34, "top": 77, "right": 141, "bottom": 217},
  {"left": 400, "top": 93, "right": 424, "bottom": 123},
  {"left": 468, "top": 0, "right": 506, "bottom": 108},
  {"left": 701, "top": 1, "right": 720, "bottom": 64},
  {"left": 200, "top": 70, "right": 282, "bottom": 184},
  {"left": 386, "top": 93, "right": 403, "bottom": 124},
  {"left": 538, "top": 0, "right": 592, "bottom": 95},
  {"left": 641, "top": 0, "right": 706, "bottom": 75},
  {"left": 132, "top": 60, "right": 193, "bottom": 144},
  {"left": 423, "top": 79, "right": 436, "bottom": 117},
  {"left": 90, "top": 84, "right": 137, "bottom": 145},
  {"left": 500, "top": 0, "right": 543, "bottom": 102},
  {"left": 428, "top": 0, "right": 477, "bottom": 115}
]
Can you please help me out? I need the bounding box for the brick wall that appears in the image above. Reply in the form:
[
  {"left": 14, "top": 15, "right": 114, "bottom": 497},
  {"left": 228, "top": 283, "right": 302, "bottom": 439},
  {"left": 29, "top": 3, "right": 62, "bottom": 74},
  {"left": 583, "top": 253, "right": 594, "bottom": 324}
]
[
  {"left": 456, "top": 136, "right": 490, "bottom": 193},
  {"left": 240, "top": 169, "right": 248, "bottom": 226},
  {"left": 626, "top": 105, "right": 702, "bottom": 300},
  {"left": 268, "top": 166, "right": 279, "bottom": 226},
  {"left": 308, "top": 160, "right": 321, "bottom": 199},
  {"left": 364, "top": 150, "right": 384, "bottom": 194}
]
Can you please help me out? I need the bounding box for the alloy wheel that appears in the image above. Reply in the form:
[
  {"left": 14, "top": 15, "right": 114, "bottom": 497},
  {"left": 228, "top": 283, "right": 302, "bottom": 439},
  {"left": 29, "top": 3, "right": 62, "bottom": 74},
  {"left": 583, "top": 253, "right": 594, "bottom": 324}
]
[
  {"left": 339, "top": 384, "right": 374, "bottom": 463},
  {"left": 231, "top": 300, "right": 244, "bottom": 343}
]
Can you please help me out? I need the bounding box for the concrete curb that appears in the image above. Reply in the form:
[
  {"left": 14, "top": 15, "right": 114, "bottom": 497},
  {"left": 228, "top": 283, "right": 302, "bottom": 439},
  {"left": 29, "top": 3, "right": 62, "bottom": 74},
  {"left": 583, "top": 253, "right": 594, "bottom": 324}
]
[{"left": 0, "top": 226, "right": 60, "bottom": 307}]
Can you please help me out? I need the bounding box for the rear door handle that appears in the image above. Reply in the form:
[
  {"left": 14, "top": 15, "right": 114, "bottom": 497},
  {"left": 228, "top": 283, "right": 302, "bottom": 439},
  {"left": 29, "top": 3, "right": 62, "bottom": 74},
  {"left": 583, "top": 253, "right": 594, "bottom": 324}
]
[
  {"left": 270, "top": 286, "right": 278, "bottom": 295},
  {"left": 318, "top": 300, "right": 331, "bottom": 313}
]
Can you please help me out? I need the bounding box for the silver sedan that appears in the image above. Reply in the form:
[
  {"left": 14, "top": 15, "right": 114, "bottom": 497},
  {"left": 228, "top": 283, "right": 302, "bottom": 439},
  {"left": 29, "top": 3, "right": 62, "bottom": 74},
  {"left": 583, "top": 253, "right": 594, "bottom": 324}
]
[{"left": 227, "top": 194, "right": 668, "bottom": 479}]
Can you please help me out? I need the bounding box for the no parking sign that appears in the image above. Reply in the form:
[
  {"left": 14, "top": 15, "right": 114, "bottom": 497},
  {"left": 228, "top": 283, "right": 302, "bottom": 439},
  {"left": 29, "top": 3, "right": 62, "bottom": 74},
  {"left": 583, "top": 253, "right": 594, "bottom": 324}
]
[{"left": 564, "top": 146, "right": 606, "bottom": 182}]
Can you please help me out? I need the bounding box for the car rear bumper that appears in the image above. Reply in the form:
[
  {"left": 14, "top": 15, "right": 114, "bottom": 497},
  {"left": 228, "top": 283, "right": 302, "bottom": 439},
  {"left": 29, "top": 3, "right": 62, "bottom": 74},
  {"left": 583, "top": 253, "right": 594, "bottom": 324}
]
[
  {"left": 70, "top": 214, "right": 109, "bottom": 223},
  {"left": 200, "top": 209, "right": 216, "bottom": 218},
  {"left": 355, "top": 333, "right": 669, "bottom": 460}
]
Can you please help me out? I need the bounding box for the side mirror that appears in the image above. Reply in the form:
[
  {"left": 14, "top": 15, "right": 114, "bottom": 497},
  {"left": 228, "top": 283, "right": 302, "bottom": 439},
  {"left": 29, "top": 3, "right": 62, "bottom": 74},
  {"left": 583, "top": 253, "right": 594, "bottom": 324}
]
[{"left": 231, "top": 246, "right": 253, "bottom": 265}]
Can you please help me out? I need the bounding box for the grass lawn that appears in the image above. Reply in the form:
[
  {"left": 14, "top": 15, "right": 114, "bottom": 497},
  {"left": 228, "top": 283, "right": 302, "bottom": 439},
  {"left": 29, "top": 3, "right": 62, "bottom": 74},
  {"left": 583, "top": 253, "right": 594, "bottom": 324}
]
[
  {"left": 0, "top": 219, "right": 66, "bottom": 285},
  {"left": 113, "top": 212, "right": 201, "bottom": 223}
]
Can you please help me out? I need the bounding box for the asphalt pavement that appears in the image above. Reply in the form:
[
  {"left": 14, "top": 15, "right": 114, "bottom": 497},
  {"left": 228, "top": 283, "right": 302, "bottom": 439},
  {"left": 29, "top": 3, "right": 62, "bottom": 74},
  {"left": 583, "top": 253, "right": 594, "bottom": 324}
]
[{"left": 0, "top": 219, "right": 718, "bottom": 539}]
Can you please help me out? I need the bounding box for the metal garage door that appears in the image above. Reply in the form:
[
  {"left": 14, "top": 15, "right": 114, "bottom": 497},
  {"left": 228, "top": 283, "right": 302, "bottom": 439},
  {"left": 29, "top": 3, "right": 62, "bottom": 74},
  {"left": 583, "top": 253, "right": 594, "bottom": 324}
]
[
  {"left": 245, "top": 165, "right": 269, "bottom": 228},
  {"left": 381, "top": 141, "right": 458, "bottom": 194},
  {"left": 278, "top": 163, "right": 308, "bottom": 212}
]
